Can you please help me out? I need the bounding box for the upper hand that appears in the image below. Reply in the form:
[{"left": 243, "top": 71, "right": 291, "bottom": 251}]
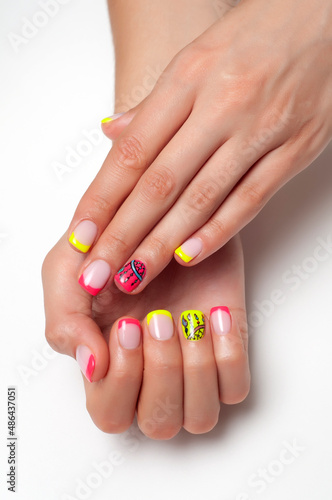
[{"left": 68, "top": 0, "right": 332, "bottom": 296}]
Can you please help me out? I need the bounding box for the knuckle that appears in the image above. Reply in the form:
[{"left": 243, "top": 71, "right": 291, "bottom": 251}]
[
  {"left": 171, "top": 42, "right": 209, "bottom": 85},
  {"left": 185, "top": 358, "right": 214, "bottom": 375},
  {"left": 216, "top": 345, "right": 247, "bottom": 368},
  {"left": 114, "top": 134, "right": 146, "bottom": 173},
  {"left": 202, "top": 215, "right": 227, "bottom": 240},
  {"left": 223, "top": 383, "right": 251, "bottom": 405},
  {"left": 88, "top": 192, "right": 112, "bottom": 215},
  {"left": 145, "top": 234, "right": 170, "bottom": 262},
  {"left": 87, "top": 407, "right": 132, "bottom": 434},
  {"left": 145, "top": 357, "right": 181, "bottom": 377},
  {"left": 103, "top": 230, "right": 128, "bottom": 255},
  {"left": 86, "top": 393, "right": 133, "bottom": 434},
  {"left": 140, "top": 167, "right": 176, "bottom": 203},
  {"left": 184, "top": 412, "right": 219, "bottom": 435},
  {"left": 45, "top": 322, "right": 72, "bottom": 353},
  {"left": 185, "top": 181, "right": 219, "bottom": 218},
  {"left": 237, "top": 181, "right": 267, "bottom": 212},
  {"left": 138, "top": 418, "right": 181, "bottom": 441}
]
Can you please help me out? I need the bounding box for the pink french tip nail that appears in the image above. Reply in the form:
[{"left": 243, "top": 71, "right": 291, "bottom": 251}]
[
  {"left": 118, "top": 318, "right": 141, "bottom": 349},
  {"left": 210, "top": 306, "right": 231, "bottom": 335},
  {"left": 114, "top": 260, "right": 146, "bottom": 292},
  {"left": 76, "top": 345, "right": 95, "bottom": 382},
  {"left": 78, "top": 260, "right": 111, "bottom": 296}
]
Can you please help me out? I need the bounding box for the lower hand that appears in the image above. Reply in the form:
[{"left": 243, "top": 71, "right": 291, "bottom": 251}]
[{"left": 42, "top": 233, "right": 250, "bottom": 438}]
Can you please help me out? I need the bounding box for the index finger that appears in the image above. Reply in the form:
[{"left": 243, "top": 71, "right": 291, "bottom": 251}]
[{"left": 68, "top": 76, "right": 194, "bottom": 254}]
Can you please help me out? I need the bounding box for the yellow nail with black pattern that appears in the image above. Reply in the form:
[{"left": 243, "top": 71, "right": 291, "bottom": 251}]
[{"left": 181, "top": 310, "right": 205, "bottom": 341}]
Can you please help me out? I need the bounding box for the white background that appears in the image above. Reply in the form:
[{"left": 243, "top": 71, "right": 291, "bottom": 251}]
[{"left": 1, "top": 1, "right": 332, "bottom": 499}]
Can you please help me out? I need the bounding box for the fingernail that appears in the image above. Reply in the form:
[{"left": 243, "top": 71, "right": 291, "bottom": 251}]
[
  {"left": 101, "top": 113, "right": 125, "bottom": 124},
  {"left": 69, "top": 220, "right": 98, "bottom": 253},
  {"left": 79, "top": 260, "right": 111, "bottom": 296},
  {"left": 147, "top": 310, "right": 173, "bottom": 341},
  {"left": 115, "top": 260, "right": 146, "bottom": 292},
  {"left": 118, "top": 318, "right": 141, "bottom": 349},
  {"left": 181, "top": 310, "right": 205, "bottom": 341},
  {"left": 76, "top": 345, "right": 95, "bottom": 382},
  {"left": 210, "top": 306, "right": 231, "bottom": 335},
  {"left": 175, "top": 238, "right": 203, "bottom": 263}
]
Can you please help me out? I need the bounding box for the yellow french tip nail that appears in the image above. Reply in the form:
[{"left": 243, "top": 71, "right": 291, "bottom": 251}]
[
  {"left": 147, "top": 310, "right": 172, "bottom": 325},
  {"left": 101, "top": 117, "right": 113, "bottom": 124},
  {"left": 69, "top": 232, "right": 91, "bottom": 253},
  {"left": 181, "top": 310, "right": 205, "bottom": 341},
  {"left": 175, "top": 246, "right": 193, "bottom": 263},
  {"left": 101, "top": 113, "right": 125, "bottom": 124}
]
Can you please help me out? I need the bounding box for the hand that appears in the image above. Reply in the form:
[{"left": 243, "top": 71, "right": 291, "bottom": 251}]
[
  {"left": 42, "top": 233, "right": 250, "bottom": 438},
  {"left": 67, "top": 0, "right": 332, "bottom": 296}
]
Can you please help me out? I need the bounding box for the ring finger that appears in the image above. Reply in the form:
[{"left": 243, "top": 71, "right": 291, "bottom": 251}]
[{"left": 178, "top": 309, "right": 220, "bottom": 434}]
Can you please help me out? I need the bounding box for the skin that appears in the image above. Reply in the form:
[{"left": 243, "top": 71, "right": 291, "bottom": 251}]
[
  {"left": 68, "top": 0, "right": 332, "bottom": 295},
  {"left": 42, "top": 0, "right": 250, "bottom": 439}
]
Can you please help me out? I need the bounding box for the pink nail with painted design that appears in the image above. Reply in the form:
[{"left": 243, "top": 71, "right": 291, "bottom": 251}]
[
  {"left": 114, "top": 260, "right": 146, "bottom": 292},
  {"left": 210, "top": 306, "right": 231, "bottom": 335},
  {"left": 78, "top": 260, "right": 111, "bottom": 296},
  {"left": 76, "top": 345, "right": 95, "bottom": 382},
  {"left": 118, "top": 318, "right": 141, "bottom": 349}
]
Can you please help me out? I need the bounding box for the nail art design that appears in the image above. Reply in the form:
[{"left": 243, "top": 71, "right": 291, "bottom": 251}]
[
  {"left": 210, "top": 306, "right": 231, "bottom": 335},
  {"left": 181, "top": 310, "right": 205, "bottom": 341},
  {"left": 118, "top": 318, "right": 141, "bottom": 349},
  {"left": 115, "top": 260, "right": 146, "bottom": 292},
  {"left": 78, "top": 260, "right": 111, "bottom": 296},
  {"left": 69, "top": 220, "right": 98, "bottom": 253},
  {"left": 175, "top": 238, "right": 203, "bottom": 263},
  {"left": 101, "top": 113, "right": 125, "bottom": 124},
  {"left": 76, "top": 345, "right": 95, "bottom": 382}
]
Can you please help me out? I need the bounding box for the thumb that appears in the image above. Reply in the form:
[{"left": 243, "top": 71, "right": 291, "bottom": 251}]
[{"left": 42, "top": 234, "right": 110, "bottom": 383}]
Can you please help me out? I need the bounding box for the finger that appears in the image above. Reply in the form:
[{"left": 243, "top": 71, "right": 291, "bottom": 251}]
[
  {"left": 178, "top": 310, "right": 220, "bottom": 434},
  {"left": 85, "top": 317, "right": 143, "bottom": 434},
  {"left": 137, "top": 310, "right": 183, "bottom": 440},
  {"left": 209, "top": 306, "right": 250, "bottom": 404},
  {"left": 82, "top": 113, "right": 229, "bottom": 295},
  {"left": 111, "top": 133, "right": 266, "bottom": 294},
  {"left": 174, "top": 141, "right": 304, "bottom": 265},
  {"left": 67, "top": 79, "right": 194, "bottom": 254},
  {"left": 42, "top": 234, "right": 110, "bottom": 382}
]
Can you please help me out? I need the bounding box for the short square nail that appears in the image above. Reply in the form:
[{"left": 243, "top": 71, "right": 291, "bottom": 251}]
[
  {"left": 115, "top": 260, "right": 146, "bottom": 292},
  {"left": 147, "top": 310, "right": 173, "bottom": 341},
  {"left": 175, "top": 238, "right": 203, "bottom": 263},
  {"left": 78, "top": 260, "right": 111, "bottom": 296},
  {"left": 101, "top": 113, "right": 125, "bottom": 124},
  {"left": 181, "top": 310, "right": 205, "bottom": 341},
  {"left": 210, "top": 307, "right": 231, "bottom": 335},
  {"left": 69, "top": 220, "right": 98, "bottom": 253},
  {"left": 76, "top": 345, "right": 95, "bottom": 382},
  {"left": 118, "top": 318, "right": 141, "bottom": 349}
]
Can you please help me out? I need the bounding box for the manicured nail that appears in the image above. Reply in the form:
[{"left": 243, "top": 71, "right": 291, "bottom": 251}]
[
  {"left": 175, "top": 238, "right": 203, "bottom": 263},
  {"left": 69, "top": 220, "right": 98, "bottom": 253},
  {"left": 210, "top": 306, "right": 231, "bottom": 335},
  {"left": 78, "top": 260, "right": 111, "bottom": 296},
  {"left": 118, "top": 318, "right": 141, "bottom": 349},
  {"left": 101, "top": 113, "right": 125, "bottom": 124},
  {"left": 147, "top": 310, "right": 173, "bottom": 341},
  {"left": 115, "top": 260, "right": 146, "bottom": 292},
  {"left": 76, "top": 345, "right": 95, "bottom": 382},
  {"left": 181, "top": 310, "right": 205, "bottom": 341}
]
